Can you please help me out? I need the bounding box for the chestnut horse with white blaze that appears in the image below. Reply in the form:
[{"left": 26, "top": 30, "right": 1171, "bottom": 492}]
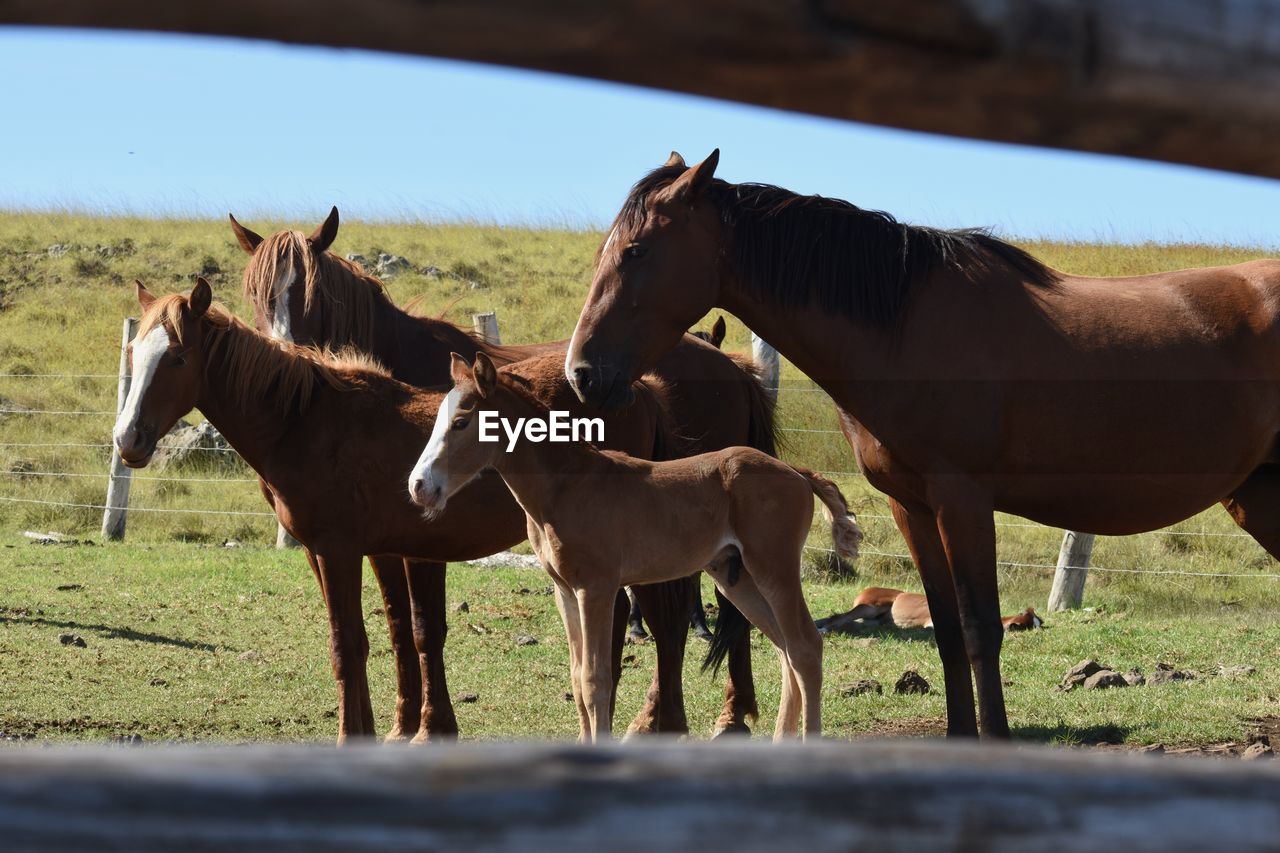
[
  {"left": 565, "top": 149, "right": 1280, "bottom": 739},
  {"left": 229, "top": 210, "right": 776, "bottom": 739},
  {"left": 112, "top": 279, "right": 681, "bottom": 743},
  {"left": 408, "top": 352, "right": 862, "bottom": 741}
]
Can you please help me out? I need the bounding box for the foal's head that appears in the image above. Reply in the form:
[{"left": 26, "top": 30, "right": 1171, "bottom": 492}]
[
  {"left": 233, "top": 207, "right": 385, "bottom": 350},
  {"left": 407, "top": 352, "right": 508, "bottom": 516},
  {"left": 112, "top": 279, "right": 216, "bottom": 467},
  {"left": 691, "top": 316, "right": 727, "bottom": 349}
]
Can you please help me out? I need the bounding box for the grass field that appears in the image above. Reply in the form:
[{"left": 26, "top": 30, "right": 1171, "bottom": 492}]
[{"left": 1, "top": 212, "right": 1278, "bottom": 747}]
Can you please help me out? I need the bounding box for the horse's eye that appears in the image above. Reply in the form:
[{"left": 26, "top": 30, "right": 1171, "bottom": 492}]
[
  {"left": 172, "top": 355, "right": 187, "bottom": 368},
  {"left": 623, "top": 244, "right": 648, "bottom": 260},
  {"left": 451, "top": 417, "right": 469, "bottom": 431}
]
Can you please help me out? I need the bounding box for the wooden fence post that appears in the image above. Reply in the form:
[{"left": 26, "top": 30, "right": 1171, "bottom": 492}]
[
  {"left": 1048, "top": 530, "right": 1095, "bottom": 611},
  {"left": 751, "top": 333, "right": 780, "bottom": 402},
  {"left": 472, "top": 312, "right": 501, "bottom": 345},
  {"left": 101, "top": 317, "right": 137, "bottom": 541}
]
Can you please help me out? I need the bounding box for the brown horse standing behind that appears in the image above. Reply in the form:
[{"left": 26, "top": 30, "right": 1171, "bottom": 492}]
[
  {"left": 409, "top": 352, "right": 862, "bottom": 741},
  {"left": 566, "top": 149, "right": 1280, "bottom": 739},
  {"left": 230, "top": 210, "right": 773, "bottom": 739},
  {"left": 111, "top": 280, "right": 679, "bottom": 743}
]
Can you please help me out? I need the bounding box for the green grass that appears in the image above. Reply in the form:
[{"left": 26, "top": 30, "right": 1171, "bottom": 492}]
[
  {"left": 0, "top": 540, "right": 1275, "bottom": 745},
  {"left": 1, "top": 211, "right": 1279, "bottom": 746}
]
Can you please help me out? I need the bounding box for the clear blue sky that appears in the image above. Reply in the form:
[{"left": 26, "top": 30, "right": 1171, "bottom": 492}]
[{"left": 3, "top": 26, "right": 1279, "bottom": 246}]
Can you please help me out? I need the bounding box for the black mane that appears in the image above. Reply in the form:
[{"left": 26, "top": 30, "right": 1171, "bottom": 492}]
[{"left": 610, "top": 164, "right": 1057, "bottom": 329}]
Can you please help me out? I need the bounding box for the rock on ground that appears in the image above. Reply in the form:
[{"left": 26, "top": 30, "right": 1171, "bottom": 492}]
[
  {"left": 152, "top": 421, "right": 238, "bottom": 472},
  {"left": 1083, "top": 670, "right": 1129, "bottom": 690},
  {"left": 842, "top": 679, "right": 883, "bottom": 697}
]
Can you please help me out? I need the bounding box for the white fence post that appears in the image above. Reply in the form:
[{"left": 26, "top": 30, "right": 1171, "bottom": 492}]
[
  {"left": 101, "top": 317, "right": 137, "bottom": 541},
  {"left": 751, "top": 333, "right": 780, "bottom": 402},
  {"left": 1048, "top": 530, "right": 1095, "bottom": 611},
  {"left": 472, "top": 312, "right": 501, "bottom": 345},
  {"left": 276, "top": 522, "right": 300, "bottom": 549}
]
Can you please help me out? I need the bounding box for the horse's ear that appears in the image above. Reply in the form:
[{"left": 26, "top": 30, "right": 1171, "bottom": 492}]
[
  {"left": 449, "top": 352, "right": 471, "bottom": 386},
  {"left": 228, "top": 213, "right": 263, "bottom": 254},
  {"left": 664, "top": 148, "right": 719, "bottom": 205},
  {"left": 308, "top": 206, "right": 340, "bottom": 253},
  {"left": 710, "top": 316, "right": 726, "bottom": 348},
  {"left": 664, "top": 150, "right": 687, "bottom": 169},
  {"left": 189, "top": 277, "right": 213, "bottom": 319},
  {"left": 472, "top": 353, "right": 497, "bottom": 399},
  {"left": 135, "top": 280, "right": 156, "bottom": 310}
]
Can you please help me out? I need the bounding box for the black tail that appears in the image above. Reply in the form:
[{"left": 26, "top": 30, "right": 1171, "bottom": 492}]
[
  {"left": 700, "top": 355, "right": 780, "bottom": 675},
  {"left": 702, "top": 559, "right": 749, "bottom": 676}
]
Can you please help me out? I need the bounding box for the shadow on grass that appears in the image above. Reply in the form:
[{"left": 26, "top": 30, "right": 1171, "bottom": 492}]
[
  {"left": 1013, "top": 721, "right": 1135, "bottom": 746},
  {"left": 0, "top": 607, "right": 221, "bottom": 652}
]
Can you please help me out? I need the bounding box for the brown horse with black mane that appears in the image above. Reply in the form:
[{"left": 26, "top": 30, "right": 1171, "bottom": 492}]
[
  {"left": 566, "top": 149, "right": 1280, "bottom": 739},
  {"left": 229, "top": 210, "right": 773, "bottom": 740},
  {"left": 112, "top": 279, "right": 686, "bottom": 743}
]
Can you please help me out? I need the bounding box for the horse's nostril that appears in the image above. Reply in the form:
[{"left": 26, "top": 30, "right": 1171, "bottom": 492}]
[{"left": 572, "top": 366, "right": 593, "bottom": 391}]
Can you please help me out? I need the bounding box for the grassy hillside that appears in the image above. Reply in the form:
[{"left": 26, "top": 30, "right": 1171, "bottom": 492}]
[{"left": 1, "top": 212, "right": 1279, "bottom": 746}]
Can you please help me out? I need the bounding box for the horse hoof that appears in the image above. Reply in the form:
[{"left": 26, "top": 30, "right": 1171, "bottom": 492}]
[
  {"left": 383, "top": 729, "right": 411, "bottom": 745},
  {"left": 625, "top": 631, "right": 649, "bottom": 645},
  {"left": 712, "top": 722, "right": 752, "bottom": 739},
  {"left": 692, "top": 628, "right": 714, "bottom": 642}
]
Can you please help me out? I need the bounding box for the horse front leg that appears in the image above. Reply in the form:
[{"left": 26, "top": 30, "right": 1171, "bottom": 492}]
[
  {"left": 713, "top": 589, "right": 758, "bottom": 737},
  {"left": 932, "top": 485, "right": 1009, "bottom": 739},
  {"left": 888, "top": 498, "right": 978, "bottom": 738},
  {"left": 627, "top": 579, "right": 690, "bottom": 736},
  {"left": 368, "top": 555, "right": 422, "bottom": 742},
  {"left": 313, "top": 548, "right": 374, "bottom": 744},
  {"left": 405, "top": 560, "right": 458, "bottom": 743}
]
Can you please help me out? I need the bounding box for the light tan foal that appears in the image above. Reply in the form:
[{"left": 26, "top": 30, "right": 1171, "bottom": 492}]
[{"left": 408, "top": 352, "right": 863, "bottom": 742}]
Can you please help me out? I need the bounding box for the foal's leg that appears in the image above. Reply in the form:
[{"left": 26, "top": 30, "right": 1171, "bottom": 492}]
[
  {"left": 932, "top": 487, "right": 1009, "bottom": 740},
  {"left": 405, "top": 560, "right": 458, "bottom": 743},
  {"left": 578, "top": 586, "right": 622, "bottom": 743},
  {"left": 552, "top": 581, "right": 590, "bottom": 742},
  {"left": 1222, "top": 465, "right": 1280, "bottom": 558},
  {"left": 368, "top": 555, "right": 422, "bottom": 742},
  {"left": 889, "top": 498, "right": 978, "bottom": 738},
  {"left": 706, "top": 567, "right": 795, "bottom": 741},
  {"left": 314, "top": 548, "right": 374, "bottom": 744},
  {"left": 627, "top": 580, "right": 691, "bottom": 736}
]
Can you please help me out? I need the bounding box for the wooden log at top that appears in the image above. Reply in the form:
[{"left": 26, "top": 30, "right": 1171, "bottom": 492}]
[
  {"left": 0, "top": 740, "right": 1277, "bottom": 851},
  {"left": 5, "top": 1, "right": 1280, "bottom": 178}
]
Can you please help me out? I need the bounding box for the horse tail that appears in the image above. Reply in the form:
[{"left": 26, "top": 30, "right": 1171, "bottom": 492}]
[
  {"left": 794, "top": 466, "right": 863, "bottom": 558},
  {"left": 702, "top": 561, "right": 747, "bottom": 677}
]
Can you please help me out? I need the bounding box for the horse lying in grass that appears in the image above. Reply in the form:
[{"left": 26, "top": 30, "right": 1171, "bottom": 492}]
[
  {"left": 231, "top": 210, "right": 773, "bottom": 739},
  {"left": 815, "top": 588, "right": 1042, "bottom": 634},
  {"left": 408, "top": 352, "right": 863, "bottom": 741},
  {"left": 112, "top": 279, "right": 676, "bottom": 744}
]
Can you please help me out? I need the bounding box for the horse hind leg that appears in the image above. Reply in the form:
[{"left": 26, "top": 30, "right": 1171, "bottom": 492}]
[
  {"left": 367, "top": 555, "right": 422, "bottom": 743},
  {"left": 1222, "top": 464, "right": 1280, "bottom": 558}
]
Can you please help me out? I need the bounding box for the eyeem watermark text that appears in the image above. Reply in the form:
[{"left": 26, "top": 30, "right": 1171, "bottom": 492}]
[{"left": 479, "top": 411, "right": 604, "bottom": 451}]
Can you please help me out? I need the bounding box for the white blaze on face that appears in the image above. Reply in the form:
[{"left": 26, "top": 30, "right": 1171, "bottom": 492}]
[
  {"left": 408, "top": 387, "right": 460, "bottom": 504},
  {"left": 112, "top": 325, "right": 170, "bottom": 451},
  {"left": 269, "top": 266, "right": 297, "bottom": 342}
]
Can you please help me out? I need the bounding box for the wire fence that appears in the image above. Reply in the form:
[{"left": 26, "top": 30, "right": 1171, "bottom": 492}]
[{"left": 3, "top": 366, "right": 1280, "bottom": 583}]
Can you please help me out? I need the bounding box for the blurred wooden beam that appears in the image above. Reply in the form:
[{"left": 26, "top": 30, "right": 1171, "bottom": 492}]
[
  {"left": 2, "top": 740, "right": 1279, "bottom": 850},
  {"left": 4, "top": 1, "right": 1280, "bottom": 177}
]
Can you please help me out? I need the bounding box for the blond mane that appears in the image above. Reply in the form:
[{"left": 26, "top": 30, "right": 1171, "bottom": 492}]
[
  {"left": 138, "top": 293, "right": 390, "bottom": 416},
  {"left": 241, "top": 230, "right": 389, "bottom": 350}
]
